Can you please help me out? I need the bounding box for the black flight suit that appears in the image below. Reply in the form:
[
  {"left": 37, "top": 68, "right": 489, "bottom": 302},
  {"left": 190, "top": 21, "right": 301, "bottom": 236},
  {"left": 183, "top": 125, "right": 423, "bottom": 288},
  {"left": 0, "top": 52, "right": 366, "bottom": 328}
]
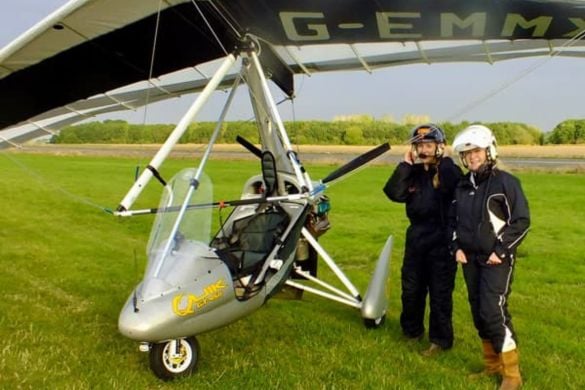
[
  {"left": 449, "top": 166, "right": 530, "bottom": 353},
  {"left": 384, "top": 157, "right": 462, "bottom": 348}
]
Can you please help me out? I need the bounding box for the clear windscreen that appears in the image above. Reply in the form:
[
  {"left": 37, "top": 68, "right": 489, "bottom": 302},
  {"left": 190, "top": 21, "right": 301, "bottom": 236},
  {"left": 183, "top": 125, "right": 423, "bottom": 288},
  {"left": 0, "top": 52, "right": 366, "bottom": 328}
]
[{"left": 146, "top": 168, "right": 213, "bottom": 261}]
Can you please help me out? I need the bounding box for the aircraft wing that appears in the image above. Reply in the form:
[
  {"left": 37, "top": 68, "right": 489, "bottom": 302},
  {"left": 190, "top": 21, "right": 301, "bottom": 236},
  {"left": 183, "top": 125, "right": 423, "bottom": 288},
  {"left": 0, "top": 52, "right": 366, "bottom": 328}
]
[{"left": 1, "top": 0, "right": 585, "bottom": 147}]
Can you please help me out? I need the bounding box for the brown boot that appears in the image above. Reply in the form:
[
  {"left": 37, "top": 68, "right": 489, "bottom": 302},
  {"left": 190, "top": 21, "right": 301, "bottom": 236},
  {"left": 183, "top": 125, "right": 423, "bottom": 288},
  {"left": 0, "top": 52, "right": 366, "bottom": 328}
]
[
  {"left": 499, "top": 349, "right": 523, "bottom": 390},
  {"left": 469, "top": 339, "right": 503, "bottom": 379}
]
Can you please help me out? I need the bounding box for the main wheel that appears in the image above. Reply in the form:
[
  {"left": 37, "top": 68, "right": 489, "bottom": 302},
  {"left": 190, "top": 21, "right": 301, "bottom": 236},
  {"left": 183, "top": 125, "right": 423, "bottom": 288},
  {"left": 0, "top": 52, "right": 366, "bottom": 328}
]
[
  {"left": 364, "top": 314, "right": 386, "bottom": 329},
  {"left": 149, "top": 337, "right": 200, "bottom": 380}
]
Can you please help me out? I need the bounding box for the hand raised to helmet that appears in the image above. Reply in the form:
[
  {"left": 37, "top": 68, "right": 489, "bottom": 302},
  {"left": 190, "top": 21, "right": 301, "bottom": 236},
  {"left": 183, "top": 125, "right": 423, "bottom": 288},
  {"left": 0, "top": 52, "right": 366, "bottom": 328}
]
[{"left": 404, "top": 150, "right": 415, "bottom": 165}]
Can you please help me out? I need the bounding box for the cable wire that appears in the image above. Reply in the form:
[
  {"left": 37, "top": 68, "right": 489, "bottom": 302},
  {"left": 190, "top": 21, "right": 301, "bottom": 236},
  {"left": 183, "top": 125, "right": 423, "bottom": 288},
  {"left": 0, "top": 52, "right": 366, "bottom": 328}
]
[
  {"left": 1, "top": 152, "right": 111, "bottom": 212},
  {"left": 190, "top": 0, "right": 230, "bottom": 56},
  {"left": 447, "top": 31, "right": 585, "bottom": 122},
  {"left": 141, "top": 0, "right": 165, "bottom": 126}
]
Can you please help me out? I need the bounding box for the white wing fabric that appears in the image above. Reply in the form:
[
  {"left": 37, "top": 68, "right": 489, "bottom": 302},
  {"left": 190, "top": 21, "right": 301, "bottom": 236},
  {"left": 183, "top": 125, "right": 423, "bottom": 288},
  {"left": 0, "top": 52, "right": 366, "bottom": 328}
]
[{"left": 1, "top": 0, "right": 585, "bottom": 147}]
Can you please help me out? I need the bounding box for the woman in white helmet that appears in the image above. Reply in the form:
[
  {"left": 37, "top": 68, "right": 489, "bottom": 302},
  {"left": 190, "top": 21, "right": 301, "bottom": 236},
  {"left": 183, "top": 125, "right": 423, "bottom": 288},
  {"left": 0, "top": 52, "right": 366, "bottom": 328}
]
[
  {"left": 384, "top": 124, "right": 462, "bottom": 357},
  {"left": 449, "top": 124, "right": 530, "bottom": 390}
]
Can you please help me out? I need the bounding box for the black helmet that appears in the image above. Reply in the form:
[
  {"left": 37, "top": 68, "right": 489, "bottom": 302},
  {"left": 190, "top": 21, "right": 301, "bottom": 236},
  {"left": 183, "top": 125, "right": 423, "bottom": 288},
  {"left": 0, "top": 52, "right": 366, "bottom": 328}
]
[{"left": 409, "top": 124, "right": 446, "bottom": 145}]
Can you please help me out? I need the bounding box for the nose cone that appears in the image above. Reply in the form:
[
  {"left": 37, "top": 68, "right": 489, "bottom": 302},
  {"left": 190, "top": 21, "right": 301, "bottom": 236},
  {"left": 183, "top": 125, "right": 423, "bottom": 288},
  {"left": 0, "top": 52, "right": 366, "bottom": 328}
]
[
  {"left": 118, "top": 296, "right": 174, "bottom": 342},
  {"left": 119, "top": 263, "right": 236, "bottom": 342}
]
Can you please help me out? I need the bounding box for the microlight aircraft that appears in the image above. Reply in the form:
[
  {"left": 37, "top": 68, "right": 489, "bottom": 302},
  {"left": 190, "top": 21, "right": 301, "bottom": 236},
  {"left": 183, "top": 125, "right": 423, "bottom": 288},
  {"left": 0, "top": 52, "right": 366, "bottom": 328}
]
[{"left": 1, "top": 0, "right": 584, "bottom": 381}]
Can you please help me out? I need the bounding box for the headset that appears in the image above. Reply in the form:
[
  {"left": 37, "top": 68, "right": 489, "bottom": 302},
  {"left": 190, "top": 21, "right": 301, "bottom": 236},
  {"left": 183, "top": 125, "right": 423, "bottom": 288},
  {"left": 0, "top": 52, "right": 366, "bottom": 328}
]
[{"left": 435, "top": 143, "right": 445, "bottom": 158}]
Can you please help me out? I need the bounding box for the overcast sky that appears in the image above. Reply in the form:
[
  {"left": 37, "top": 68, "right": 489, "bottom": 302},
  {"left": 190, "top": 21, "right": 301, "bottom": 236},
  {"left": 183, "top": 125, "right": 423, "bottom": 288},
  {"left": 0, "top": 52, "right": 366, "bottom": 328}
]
[{"left": 1, "top": 0, "right": 584, "bottom": 132}]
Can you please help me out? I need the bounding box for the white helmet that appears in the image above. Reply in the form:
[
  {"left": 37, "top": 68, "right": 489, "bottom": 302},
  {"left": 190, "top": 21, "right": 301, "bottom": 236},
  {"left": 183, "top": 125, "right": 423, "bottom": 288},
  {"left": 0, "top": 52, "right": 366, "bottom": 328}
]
[{"left": 452, "top": 124, "right": 498, "bottom": 163}]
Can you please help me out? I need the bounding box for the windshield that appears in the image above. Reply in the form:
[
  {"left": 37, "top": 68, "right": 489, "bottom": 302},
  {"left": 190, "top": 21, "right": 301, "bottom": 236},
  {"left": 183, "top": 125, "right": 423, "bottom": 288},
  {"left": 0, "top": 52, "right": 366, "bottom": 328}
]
[{"left": 146, "top": 168, "right": 213, "bottom": 265}]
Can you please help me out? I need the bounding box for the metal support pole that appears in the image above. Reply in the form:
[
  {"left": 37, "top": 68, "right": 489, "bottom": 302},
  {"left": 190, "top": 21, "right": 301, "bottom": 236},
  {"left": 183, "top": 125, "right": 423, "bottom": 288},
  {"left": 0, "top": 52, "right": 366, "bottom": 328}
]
[
  {"left": 301, "top": 227, "right": 361, "bottom": 299},
  {"left": 248, "top": 51, "right": 312, "bottom": 191},
  {"left": 117, "top": 54, "right": 237, "bottom": 212}
]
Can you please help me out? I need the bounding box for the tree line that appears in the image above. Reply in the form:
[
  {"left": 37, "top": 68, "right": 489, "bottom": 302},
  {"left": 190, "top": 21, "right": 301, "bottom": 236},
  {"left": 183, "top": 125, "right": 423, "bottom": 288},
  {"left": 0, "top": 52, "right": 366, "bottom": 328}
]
[{"left": 51, "top": 119, "right": 585, "bottom": 145}]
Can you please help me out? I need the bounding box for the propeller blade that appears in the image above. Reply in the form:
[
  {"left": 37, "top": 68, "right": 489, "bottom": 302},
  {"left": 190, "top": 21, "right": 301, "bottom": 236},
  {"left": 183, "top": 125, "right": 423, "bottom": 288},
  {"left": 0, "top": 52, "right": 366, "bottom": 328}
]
[
  {"left": 321, "top": 143, "right": 390, "bottom": 184},
  {"left": 236, "top": 135, "right": 263, "bottom": 159}
]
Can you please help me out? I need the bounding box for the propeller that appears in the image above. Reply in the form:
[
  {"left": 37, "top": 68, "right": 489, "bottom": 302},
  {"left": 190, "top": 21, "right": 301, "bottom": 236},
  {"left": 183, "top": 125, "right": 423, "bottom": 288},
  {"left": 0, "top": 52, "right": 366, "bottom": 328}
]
[
  {"left": 236, "top": 135, "right": 263, "bottom": 159},
  {"left": 321, "top": 143, "right": 390, "bottom": 184}
]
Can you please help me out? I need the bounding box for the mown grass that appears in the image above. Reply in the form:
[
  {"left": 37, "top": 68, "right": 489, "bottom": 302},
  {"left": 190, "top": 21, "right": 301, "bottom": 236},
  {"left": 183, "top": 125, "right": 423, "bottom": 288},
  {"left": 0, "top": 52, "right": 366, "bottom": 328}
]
[{"left": 1, "top": 152, "right": 584, "bottom": 389}]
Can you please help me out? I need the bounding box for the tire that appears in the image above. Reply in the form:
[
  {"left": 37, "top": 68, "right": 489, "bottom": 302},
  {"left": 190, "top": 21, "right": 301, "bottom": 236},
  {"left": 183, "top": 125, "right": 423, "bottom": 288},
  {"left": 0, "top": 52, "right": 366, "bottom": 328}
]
[
  {"left": 149, "top": 337, "right": 200, "bottom": 381},
  {"left": 364, "top": 314, "right": 386, "bottom": 329}
]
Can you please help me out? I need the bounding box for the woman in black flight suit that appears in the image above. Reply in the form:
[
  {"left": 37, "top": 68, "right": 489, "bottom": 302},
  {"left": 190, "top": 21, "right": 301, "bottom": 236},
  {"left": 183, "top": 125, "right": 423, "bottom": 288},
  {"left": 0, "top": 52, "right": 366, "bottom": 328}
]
[
  {"left": 384, "top": 123, "right": 462, "bottom": 356},
  {"left": 450, "top": 124, "right": 530, "bottom": 390}
]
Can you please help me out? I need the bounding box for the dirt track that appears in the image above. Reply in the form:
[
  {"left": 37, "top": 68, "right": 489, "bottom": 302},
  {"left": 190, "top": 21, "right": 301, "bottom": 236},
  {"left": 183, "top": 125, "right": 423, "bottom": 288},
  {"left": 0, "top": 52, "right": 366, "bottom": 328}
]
[{"left": 7, "top": 143, "right": 585, "bottom": 170}]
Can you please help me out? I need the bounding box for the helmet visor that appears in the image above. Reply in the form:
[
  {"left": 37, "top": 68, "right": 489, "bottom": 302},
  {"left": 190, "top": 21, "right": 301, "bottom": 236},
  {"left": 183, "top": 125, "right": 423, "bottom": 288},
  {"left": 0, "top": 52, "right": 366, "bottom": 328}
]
[
  {"left": 456, "top": 143, "right": 485, "bottom": 153},
  {"left": 411, "top": 126, "right": 443, "bottom": 144}
]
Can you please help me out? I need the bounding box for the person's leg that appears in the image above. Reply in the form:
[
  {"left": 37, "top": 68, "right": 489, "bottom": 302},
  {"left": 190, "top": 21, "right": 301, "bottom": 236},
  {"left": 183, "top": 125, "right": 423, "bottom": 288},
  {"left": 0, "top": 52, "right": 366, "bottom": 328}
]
[
  {"left": 428, "top": 247, "right": 457, "bottom": 350},
  {"left": 478, "top": 255, "right": 521, "bottom": 389},
  {"left": 400, "top": 242, "right": 427, "bottom": 339},
  {"left": 462, "top": 257, "right": 482, "bottom": 337},
  {"left": 478, "top": 257, "right": 517, "bottom": 354},
  {"left": 462, "top": 257, "right": 499, "bottom": 371}
]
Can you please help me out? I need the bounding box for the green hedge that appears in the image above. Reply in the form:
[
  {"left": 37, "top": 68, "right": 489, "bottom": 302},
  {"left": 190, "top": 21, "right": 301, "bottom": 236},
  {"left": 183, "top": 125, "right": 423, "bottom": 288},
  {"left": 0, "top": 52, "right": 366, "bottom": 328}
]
[{"left": 51, "top": 119, "right": 585, "bottom": 145}]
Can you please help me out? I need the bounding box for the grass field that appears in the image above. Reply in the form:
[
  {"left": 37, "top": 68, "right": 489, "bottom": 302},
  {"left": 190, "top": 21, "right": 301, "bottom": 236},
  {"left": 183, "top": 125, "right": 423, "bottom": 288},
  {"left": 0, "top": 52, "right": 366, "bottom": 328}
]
[{"left": 1, "top": 152, "right": 584, "bottom": 389}]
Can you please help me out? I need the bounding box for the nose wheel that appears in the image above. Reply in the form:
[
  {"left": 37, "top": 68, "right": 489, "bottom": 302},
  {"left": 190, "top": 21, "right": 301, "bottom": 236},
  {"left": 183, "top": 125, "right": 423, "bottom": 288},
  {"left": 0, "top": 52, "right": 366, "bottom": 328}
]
[{"left": 149, "top": 337, "right": 200, "bottom": 380}]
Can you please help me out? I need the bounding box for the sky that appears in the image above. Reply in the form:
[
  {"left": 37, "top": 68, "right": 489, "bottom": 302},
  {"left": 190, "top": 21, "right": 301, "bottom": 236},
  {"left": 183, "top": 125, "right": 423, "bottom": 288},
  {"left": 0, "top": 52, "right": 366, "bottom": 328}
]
[{"left": 1, "top": 0, "right": 584, "bottom": 133}]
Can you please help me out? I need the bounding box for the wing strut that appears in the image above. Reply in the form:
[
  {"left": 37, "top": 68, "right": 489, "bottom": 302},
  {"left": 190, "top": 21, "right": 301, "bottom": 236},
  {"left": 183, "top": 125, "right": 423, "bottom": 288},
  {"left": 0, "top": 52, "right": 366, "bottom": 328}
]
[{"left": 116, "top": 53, "right": 237, "bottom": 212}]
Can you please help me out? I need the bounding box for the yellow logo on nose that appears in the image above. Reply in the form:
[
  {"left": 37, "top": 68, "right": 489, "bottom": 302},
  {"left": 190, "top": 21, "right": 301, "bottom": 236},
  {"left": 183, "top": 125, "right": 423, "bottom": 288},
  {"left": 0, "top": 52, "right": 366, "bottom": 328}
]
[{"left": 172, "top": 279, "right": 227, "bottom": 317}]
